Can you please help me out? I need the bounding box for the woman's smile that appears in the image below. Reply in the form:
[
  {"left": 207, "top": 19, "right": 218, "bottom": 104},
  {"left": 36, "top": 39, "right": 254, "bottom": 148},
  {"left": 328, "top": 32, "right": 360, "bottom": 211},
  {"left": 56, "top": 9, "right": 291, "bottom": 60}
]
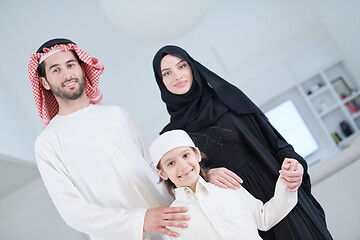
[{"left": 174, "top": 80, "right": 187, "bottom": 88}]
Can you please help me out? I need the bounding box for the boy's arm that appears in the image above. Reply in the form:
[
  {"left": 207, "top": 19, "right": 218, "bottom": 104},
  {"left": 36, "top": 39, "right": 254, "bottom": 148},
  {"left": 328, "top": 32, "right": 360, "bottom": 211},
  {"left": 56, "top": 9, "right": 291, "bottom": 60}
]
[{"left": 240, "top": 176, "right": 298, "bottom": 231}]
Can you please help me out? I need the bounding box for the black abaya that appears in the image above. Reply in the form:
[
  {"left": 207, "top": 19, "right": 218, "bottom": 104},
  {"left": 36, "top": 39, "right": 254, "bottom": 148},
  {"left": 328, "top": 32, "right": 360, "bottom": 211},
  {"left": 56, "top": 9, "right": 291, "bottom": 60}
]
[{"left": 188, "top": 111, "right": 333, "bottom": 240}]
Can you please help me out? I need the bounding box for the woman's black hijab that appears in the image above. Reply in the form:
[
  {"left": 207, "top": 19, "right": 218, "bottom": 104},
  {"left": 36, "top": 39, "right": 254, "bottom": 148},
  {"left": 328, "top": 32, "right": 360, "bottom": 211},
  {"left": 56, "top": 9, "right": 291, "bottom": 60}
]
[{"left": 153, "top": 45, "right": 263, "bottom": 133}]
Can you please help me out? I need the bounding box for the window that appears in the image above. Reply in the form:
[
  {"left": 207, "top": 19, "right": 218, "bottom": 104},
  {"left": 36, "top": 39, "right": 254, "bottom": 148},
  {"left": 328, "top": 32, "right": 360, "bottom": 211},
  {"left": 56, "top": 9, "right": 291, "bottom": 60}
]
[{"left": 265, "top": 99, "right": 319, "bottom": 158}]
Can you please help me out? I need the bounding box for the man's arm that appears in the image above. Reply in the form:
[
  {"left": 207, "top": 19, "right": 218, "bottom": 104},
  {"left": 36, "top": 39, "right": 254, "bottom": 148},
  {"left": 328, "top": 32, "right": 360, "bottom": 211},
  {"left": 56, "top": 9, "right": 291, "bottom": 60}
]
[{"left": 144, "top": 206, "right": 190, "bottom": 238}]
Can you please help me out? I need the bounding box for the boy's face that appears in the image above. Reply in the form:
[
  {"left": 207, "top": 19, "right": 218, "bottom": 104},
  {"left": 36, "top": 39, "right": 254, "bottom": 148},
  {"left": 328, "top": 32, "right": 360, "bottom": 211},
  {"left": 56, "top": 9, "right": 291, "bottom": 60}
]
[{"left": 157, "top": 146, "right": 201, "bottom": 192}]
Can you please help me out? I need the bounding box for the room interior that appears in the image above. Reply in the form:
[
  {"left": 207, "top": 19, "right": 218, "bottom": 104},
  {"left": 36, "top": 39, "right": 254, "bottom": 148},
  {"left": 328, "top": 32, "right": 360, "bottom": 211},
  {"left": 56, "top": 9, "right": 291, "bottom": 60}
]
[{"left": 1, "top": 0, "right": 359, "bottom": 239}]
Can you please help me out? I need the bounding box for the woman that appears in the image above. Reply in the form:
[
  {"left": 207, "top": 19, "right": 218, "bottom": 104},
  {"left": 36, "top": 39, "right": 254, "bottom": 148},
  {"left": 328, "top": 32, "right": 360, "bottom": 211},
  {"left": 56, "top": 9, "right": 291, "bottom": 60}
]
[{"left": 152, "top": 45, "right": 333, "bottom": 240}]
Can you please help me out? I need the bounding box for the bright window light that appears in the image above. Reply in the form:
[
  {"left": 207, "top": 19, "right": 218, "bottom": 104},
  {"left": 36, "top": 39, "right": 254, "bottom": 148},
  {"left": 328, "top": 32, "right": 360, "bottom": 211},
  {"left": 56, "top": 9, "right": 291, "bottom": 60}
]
[{"left": 265, "top": 99, "right": 319, "bottom": 158}]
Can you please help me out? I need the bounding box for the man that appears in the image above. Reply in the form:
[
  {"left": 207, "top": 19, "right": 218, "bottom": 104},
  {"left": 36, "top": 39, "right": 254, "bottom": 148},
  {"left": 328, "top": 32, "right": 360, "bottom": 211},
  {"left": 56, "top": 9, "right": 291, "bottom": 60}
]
[{"left": 28, "top": 38, "right": 189, "bottom": 240}]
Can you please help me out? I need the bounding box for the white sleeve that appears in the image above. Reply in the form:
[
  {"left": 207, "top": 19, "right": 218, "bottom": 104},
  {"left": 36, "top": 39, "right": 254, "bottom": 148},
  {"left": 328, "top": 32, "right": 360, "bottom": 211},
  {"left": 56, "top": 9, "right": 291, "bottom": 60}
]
[
  {"left": 239, "top": 177, "right": 298, "bottom": 231},
  {"left": 121, "top": 108, "right": 155, "bottom": 171},
  {"left": 35, "top": 136, "right": 147, "bottom": 240}
]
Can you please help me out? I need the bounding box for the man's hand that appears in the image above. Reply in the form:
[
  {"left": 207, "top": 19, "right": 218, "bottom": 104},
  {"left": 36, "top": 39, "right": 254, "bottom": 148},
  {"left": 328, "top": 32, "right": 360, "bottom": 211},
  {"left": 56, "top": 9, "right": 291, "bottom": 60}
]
[
  {"left": 207, "top": 167, "right": 243, "bottom": 190},
  {"left": 279, "top": 158, "right": 304, "bottom": 192},
  {"left": 143, "top": 206, "right": 190, "bottom": 237}
]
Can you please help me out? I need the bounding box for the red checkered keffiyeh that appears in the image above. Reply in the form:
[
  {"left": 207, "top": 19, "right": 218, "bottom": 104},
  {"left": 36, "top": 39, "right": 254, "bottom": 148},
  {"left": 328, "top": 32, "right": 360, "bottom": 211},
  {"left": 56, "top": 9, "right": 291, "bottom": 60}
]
[{"left": 28, "top": 43, "right": 104, "bottom": 127}]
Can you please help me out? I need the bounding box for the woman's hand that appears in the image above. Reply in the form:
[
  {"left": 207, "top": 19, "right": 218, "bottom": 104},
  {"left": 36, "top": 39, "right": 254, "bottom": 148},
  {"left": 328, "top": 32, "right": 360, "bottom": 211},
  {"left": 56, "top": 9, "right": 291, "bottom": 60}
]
[
  {"left": 207, "top": 167, "right": 243, "bottom": 189},
  {"left": 279, "top": 158, "right": 304, "bottom": 192}
]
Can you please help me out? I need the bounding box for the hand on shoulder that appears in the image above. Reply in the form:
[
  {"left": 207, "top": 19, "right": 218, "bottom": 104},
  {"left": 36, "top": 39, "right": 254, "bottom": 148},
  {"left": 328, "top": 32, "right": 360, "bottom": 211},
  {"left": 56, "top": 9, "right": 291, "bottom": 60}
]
[{"left": 207, "top": 167, "right": 243, "bottom": 190}]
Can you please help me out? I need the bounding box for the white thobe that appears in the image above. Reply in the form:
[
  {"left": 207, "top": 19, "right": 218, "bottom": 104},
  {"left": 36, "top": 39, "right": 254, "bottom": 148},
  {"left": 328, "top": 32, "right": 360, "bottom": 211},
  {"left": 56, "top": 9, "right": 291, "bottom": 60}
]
[
  {"left": 35, "top": 105, "right": 171, "bottom": 240},
  {"left": 166, "top": 177, "right": 297, "bottom": 240}
]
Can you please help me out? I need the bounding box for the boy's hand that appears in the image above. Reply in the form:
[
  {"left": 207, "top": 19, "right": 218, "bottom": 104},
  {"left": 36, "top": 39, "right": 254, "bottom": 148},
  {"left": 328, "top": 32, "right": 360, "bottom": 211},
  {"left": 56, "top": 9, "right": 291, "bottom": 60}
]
[
  {"left": 207, "top": 167, "right": 243, "bottom": 190},
  {"left": 279, "top": 158, "right": 303, "bottom": 192},
  {"left": 143, "top": 206, "right": 190, "bottom": 237}
]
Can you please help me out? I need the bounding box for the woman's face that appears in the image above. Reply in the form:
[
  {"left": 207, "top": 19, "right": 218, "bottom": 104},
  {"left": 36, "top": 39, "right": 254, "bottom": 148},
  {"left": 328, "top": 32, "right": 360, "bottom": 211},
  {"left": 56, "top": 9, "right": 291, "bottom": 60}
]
[{"left": 160, "top": 54, "right": 193, "bottom": 95}]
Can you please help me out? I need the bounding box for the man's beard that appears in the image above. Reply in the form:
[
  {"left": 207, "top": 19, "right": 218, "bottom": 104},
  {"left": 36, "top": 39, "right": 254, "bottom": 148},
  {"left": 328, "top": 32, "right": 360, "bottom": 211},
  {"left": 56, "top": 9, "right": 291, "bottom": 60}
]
[{"left": 50, "top": 77, "right": 85, "bottom": 100}]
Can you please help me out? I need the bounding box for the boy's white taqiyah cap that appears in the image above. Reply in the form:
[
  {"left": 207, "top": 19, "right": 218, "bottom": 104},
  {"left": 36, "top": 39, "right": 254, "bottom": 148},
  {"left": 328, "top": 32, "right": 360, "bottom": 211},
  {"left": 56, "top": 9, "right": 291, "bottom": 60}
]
[{"left": 150, "top": 130, "right": 196, "bottom": 167}]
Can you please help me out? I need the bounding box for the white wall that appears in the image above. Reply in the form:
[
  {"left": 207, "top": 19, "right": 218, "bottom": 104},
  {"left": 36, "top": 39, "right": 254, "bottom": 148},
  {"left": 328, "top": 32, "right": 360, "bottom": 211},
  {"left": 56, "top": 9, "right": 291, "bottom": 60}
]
[
  {"left": 311, "top": 0, "right": 360, "bottom": 83},
  {"left": 311, "top": 157, "right": 360, "bottom": 239},
  {"left": 0, "top": 81, "right": 37, "bottom": 163},
  {"left": 0, "top": 178, "right": 87, "bottom": 240}
]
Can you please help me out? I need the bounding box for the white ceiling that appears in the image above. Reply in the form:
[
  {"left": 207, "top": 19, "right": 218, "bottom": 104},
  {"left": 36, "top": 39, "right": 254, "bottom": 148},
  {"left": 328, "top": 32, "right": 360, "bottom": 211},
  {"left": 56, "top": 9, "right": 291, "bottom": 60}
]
[{"left": 0, "top": 0, "right": 360, "bottom": 197}]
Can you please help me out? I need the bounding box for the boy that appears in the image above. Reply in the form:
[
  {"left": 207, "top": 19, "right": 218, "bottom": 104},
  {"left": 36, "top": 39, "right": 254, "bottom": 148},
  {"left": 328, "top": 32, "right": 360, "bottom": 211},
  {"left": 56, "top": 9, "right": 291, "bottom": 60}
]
[{"left": 150, "top": 129, "right": 298, "bottom": 240}]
